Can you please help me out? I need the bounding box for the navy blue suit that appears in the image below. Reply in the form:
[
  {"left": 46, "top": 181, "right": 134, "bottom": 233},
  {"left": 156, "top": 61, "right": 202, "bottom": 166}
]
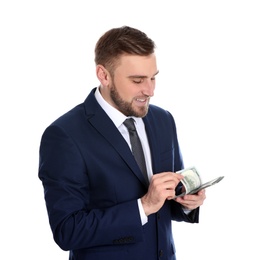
[{"left": 39, "top": 88, "right": 199, "bottom": 260}]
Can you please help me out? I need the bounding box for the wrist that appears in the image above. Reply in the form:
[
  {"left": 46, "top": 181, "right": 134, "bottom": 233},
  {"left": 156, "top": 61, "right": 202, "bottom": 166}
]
[{"left": 141, "top": 196, "right": 153, "bottom": 216}]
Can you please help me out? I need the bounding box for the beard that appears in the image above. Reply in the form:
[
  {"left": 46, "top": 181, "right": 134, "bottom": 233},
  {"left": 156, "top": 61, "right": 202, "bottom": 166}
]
[{"left": 110, "top": 81, "right": 149, "bottom": 118}]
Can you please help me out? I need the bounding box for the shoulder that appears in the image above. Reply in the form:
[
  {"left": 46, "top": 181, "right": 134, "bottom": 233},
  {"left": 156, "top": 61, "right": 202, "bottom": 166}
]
[
  {"left": 40, "top": 103, "right": 85, "bottom": 142},
  {"left": 46, "top": 88, "right": 98, "bottom": 130},
  {"left": 146, "top": 104, "right": 176, "bottom": 125},
  {"left": 50, "top": 103, "right": 85, "bottom": 128}
]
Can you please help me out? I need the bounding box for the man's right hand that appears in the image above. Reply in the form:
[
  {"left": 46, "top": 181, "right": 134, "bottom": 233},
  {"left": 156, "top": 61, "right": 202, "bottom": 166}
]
[{"left": 141, "top": 172, "right": 183, "bottom": 216}]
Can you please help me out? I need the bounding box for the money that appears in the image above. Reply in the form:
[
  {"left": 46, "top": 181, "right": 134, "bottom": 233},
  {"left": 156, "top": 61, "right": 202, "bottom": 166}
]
[
  {"left": 175, "top": 167, "right": 224, "bottom": 198},
  {"left": 178, "top": 167, "right": 201, "bottom": 194}
]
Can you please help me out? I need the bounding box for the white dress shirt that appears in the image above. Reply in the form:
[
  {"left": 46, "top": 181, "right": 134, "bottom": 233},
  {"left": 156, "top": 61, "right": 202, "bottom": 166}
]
[{"left": 95, "top": 87, "right": 149, "bottom": 224}]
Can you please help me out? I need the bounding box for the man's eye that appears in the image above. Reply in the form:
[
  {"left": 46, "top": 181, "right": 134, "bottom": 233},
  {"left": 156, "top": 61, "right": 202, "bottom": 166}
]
[{"left": 133, "top": 79, "right": 143, "bottom": 84}]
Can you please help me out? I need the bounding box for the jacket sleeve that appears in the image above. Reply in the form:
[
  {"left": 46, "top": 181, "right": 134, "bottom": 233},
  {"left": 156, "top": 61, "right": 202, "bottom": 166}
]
[
  {"left": 38, "top": 125, "right": 144, "bottom": 251},
  {"left": 170, "top": 199, "right": 200, "bottom": 223}
]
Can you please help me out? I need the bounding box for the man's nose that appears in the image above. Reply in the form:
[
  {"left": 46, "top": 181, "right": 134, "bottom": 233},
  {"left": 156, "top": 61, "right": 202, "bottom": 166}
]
[{"left": 142, "top": 80, "right": 155, "bottom": 97}]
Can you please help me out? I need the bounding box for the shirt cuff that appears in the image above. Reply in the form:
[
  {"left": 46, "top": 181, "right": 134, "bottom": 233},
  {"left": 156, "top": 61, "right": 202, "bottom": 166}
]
[
  {"left": 182, "top": 207, "right": 192, "bottom": 214},
  {"left": 137, "top": 199, "right": 148, "bottom": 225}
]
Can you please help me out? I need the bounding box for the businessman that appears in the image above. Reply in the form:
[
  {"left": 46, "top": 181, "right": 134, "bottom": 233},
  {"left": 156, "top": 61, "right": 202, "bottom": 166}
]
[{"left": 38, "top": 25, "right": 206, "bottom": 260}]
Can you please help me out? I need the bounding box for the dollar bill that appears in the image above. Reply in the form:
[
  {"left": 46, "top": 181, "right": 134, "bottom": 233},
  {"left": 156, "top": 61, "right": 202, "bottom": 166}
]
[
  {"left": 175, "top": 167, "right": 224, "bottom": 198},
  {"left": 178, "top": 167, "right": 201, "bottom": 194}
]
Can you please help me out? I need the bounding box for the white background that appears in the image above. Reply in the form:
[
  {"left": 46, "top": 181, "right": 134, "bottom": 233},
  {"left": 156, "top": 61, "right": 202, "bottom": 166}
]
[{"left": 1, "top": 1, "right": 259, "bottom": 259}]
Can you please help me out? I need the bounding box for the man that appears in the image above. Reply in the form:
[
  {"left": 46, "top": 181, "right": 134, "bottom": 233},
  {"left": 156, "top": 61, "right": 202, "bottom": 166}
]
[{"left": 38, "top": 26, "right": 206, "bottom": 260}]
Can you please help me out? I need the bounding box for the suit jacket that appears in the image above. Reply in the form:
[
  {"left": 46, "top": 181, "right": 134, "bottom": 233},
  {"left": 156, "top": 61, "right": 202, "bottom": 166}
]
[{"left": 38, "top": 87, "right": 199, "bottom": 260}]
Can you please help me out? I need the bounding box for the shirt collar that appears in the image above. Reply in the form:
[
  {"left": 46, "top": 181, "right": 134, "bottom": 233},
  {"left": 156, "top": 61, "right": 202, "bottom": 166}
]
[{"left": 95, "top": 87, "right": 127, "bottom": 128}]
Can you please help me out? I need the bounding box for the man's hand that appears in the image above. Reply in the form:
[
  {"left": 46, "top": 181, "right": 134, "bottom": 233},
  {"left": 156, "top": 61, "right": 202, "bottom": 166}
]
[
  {"left": 141, "top": 172, "right": 183, "bottom": 216},
  {"left": 175, "top": 189, "right": 206, "bottom": 210}
]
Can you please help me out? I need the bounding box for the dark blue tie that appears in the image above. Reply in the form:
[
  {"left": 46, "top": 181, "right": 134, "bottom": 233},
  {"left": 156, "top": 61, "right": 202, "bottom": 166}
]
[{"left": 123, "top": 118, "right": 148, "bottom": 183}]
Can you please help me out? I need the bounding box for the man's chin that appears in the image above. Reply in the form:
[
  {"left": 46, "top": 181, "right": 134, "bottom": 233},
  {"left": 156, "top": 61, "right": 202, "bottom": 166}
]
[{"left": 134, "top": 107, "right": 149, "bottom": 118}]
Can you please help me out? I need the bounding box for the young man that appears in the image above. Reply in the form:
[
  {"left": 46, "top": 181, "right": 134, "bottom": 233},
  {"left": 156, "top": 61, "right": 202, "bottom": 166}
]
[{"left": 38, "top": 26, "right": 206, "bottom": 260}]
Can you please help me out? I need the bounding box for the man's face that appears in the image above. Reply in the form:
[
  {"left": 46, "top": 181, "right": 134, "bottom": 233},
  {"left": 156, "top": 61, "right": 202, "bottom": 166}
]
[{"left": 108, "top": 54, "right": 158, "bottom": 117}]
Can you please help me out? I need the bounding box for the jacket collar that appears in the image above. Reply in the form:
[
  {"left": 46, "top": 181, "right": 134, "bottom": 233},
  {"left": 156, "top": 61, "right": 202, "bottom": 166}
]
[{"left": 83, "top": 88, "right": 150, "bottom": 187}]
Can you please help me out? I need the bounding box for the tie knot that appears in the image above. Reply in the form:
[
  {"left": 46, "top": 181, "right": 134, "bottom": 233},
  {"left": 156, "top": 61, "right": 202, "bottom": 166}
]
[{"left": 123, "top": 118, "right": 136, "bottom": 132}]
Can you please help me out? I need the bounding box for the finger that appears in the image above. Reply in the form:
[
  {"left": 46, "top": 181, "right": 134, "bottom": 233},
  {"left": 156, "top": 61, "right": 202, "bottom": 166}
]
[{"left": 197, "top": 189, "right": 206, "bottom": 196}]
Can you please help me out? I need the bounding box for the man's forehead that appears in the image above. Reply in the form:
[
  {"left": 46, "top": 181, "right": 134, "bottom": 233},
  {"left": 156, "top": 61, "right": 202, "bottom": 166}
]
[{"left": 116, "top": 54, "right": 157, "bottom": 75}]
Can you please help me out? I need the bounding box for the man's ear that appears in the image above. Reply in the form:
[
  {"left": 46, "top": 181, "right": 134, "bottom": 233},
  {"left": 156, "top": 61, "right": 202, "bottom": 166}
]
[{"left": 96, "top": 65, "right": 110, "bottom": 87}]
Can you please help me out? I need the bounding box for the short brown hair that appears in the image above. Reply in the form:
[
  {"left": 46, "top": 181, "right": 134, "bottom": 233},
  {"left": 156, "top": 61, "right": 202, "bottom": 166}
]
[{"left": 94, "top": 26, "right": 156, "bottom": 73}]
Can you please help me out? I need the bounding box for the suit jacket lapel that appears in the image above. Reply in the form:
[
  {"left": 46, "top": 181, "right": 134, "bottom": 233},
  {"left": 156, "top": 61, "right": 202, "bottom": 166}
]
[{"left": 84, "top": 89, "right": 148, "bottom": 186}]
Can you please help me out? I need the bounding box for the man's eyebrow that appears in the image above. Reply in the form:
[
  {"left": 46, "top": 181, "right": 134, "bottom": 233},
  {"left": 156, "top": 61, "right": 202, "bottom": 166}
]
[{"left": 128, "top": 70, "right": 159, "bottom": 79}]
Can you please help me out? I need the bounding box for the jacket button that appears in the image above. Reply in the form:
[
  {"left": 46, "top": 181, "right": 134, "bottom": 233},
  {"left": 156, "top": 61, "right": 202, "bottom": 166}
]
[
  {"left": 159, "top": 249, "right": 163, "bottom": 257},
  {"left": 157, "top": 213, "right": 160, "bottom": 219}
]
